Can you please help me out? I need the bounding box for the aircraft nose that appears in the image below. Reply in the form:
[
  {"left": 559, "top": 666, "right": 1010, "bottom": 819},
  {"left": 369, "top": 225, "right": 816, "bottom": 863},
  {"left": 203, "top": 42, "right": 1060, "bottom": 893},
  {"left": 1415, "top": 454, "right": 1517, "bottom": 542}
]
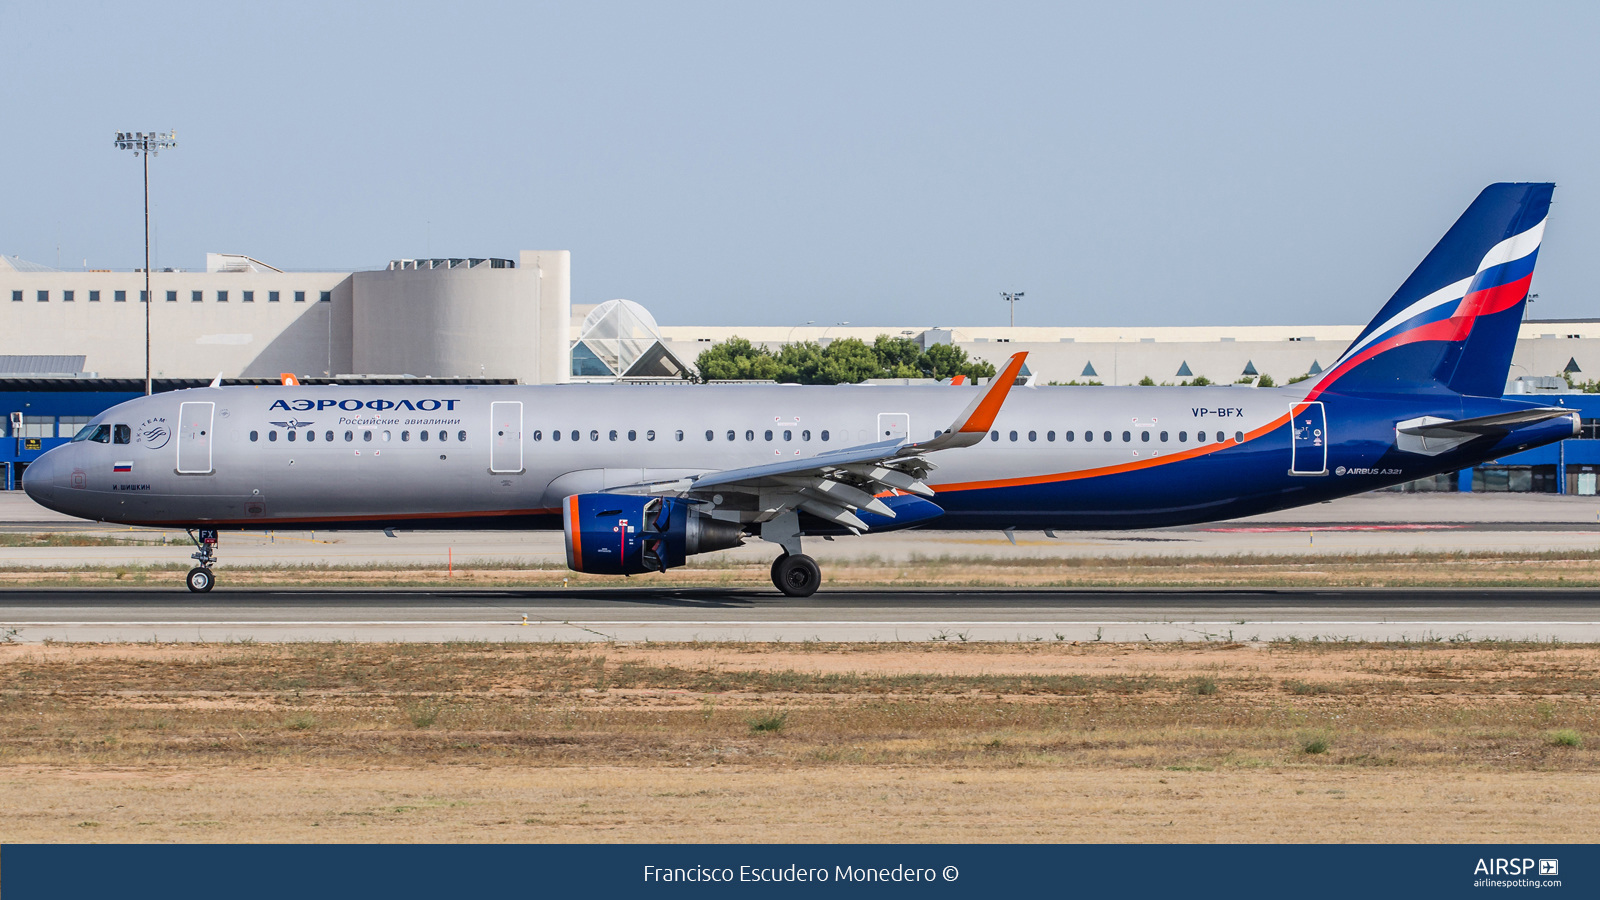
[{"left": 23, "top": 449, "right": 57, "bottom": 506}]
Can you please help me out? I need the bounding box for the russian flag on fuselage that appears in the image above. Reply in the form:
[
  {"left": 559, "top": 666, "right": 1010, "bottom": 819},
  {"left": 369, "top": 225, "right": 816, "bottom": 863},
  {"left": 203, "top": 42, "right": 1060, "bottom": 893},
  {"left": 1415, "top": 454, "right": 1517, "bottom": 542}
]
[{"left": 1312, "top": 183, "right": 1553, "bottom": 399}]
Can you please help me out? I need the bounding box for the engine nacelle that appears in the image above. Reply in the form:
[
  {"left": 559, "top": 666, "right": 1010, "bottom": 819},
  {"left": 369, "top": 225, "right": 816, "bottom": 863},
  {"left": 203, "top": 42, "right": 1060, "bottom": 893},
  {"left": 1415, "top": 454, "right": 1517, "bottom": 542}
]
[{"left": 562, "top": 493, "right": 745, "bottom": 575}]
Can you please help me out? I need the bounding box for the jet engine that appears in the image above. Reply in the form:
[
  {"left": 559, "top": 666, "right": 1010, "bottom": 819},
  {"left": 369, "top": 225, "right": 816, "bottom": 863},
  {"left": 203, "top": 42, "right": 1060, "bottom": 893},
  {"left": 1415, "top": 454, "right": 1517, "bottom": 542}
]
[{"left": 562, "top": 493, "right": 745, "bottom": 575}]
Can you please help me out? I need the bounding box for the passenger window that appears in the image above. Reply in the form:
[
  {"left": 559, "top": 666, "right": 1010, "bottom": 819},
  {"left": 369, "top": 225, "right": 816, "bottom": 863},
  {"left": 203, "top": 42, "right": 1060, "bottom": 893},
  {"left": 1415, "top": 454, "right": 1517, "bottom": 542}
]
[
  {"left": 802, "top": 430, "right": 811, "bottom": 441},
  {"left": 705, "top": 430, "right": 713, "bottom": 441},
  {"left": 990, "top": 431, "right": 998, "bottom": 441},
  {"left": 344, "top": 431, "right": 353, "bottom": 442},
  {"left": 1065, "top": 431, "right": 1074, "bottom": 442},
  {"left": 269, "top": 431, "right": 278, "bottom": 442},
  {"left": 821, "top": 430, "right": 830, "bottom": 442},
  {"left": 608, "top": 430, "right": 617, "bottom": 441},
  {"left": 783, "top": 430, "right": 792, "bottom": 441},
  {"left": 1122, "top": 431, "right": 1131, "bottom": 442},
  {"left": 590, "top": 430, "right": 599, "bottom": 441},
  {"left": 1103, "top": 431, "right": 1112, "bottom": 442},
  {"left": 727, "top": 430, "right": 736, "bottom": 441},
  {"left": 249, "top": 431, "right": 259, "bottom": 442},
  {"left": 745, "top": 430, "right": 755, "bottom": 441},
  {"left": 1140, "top": 431, "right": 1149, "bottom": 442},
  {"left": 325, "top": 431, "right": 334, "bottom": 442},
  {"left": 552, "top": 430, "right": 561, "bottom": 441},
  {"left": 628, "top": 430, "right": 636, "bottom": 441},
  {"left": 113, "top": 424, "right": 131, "bottom": 444},
  {"left": 1235, "top": 431, "right": 1244, "bottom": 443},
  {"left": 1009, "top": 431, "right": 1018, "bottom": 442},
  {"left": 458, "top": 431, "right": 467, "bottom": 442},
  {"left": 421, "top": 430, "right": 430, "bottom": 442},
  {"left": 531, "top": 430, "right": 541, "bottom": 441},
  {"left": 764, "top": 430, "right": 773, "bottom": 441},
  {"left": 1160, "top": 431, "right": 1168, "bottom": 442},
  {"left": 1084, "top": 431, "right": 1093, "bottom": 442},
  {"left": 1028, "top": 431, "right": 1037, "bottom": 442},
  {"left": 382, "top": 430, "right": 391, "bottom": 442},
  {"left": 401, "top": 431, "right": 409, "bottom": 442},
  {"left": 439, "top": 431, "right": 448, "bottom": 441},
  {"left": 1178, "top": 431, "right": 1187, "bottom": 442},
  {"left": 1047, "top": 431, "right": 1055, "bottom": 441},
  {"left": 288, "top": 431, "right": 297, "bottom": 442},
  {"left": 363, "top": 430, "right": 372, "bottom": 441},
  {"left": 306, "top": 430, "right": 315, "bottom": 442},
  {"left": 569, "top": 430, "right": 578, "bottom": 441}
]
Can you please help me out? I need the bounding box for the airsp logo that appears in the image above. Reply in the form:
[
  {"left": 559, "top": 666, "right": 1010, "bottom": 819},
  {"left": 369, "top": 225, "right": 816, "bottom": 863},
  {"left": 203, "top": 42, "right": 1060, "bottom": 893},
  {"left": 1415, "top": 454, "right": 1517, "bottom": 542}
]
[
  {"left": 134, "top": 416, "right": 172, "bottom": 451},
  {"left": 1334, "top": 466, "right": 1346, "bottom": 476}
]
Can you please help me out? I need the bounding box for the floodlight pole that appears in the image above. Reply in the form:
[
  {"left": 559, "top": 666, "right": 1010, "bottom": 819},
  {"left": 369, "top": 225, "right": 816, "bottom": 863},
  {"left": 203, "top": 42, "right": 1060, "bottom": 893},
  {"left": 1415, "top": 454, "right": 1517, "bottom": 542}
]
[
  {"left": 1001, "top": 291, "right": 1024, "bottom": 328},
  {"left": 114, "top": 130, "right": 176, "bottom": 395}
]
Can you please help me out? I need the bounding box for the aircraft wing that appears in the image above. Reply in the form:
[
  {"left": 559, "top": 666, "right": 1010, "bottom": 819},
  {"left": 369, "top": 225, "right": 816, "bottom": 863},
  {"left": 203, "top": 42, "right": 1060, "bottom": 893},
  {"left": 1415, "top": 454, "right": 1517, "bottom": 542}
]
[{"left": 619, "top": 352, "right": 1029, "bottom": 531}]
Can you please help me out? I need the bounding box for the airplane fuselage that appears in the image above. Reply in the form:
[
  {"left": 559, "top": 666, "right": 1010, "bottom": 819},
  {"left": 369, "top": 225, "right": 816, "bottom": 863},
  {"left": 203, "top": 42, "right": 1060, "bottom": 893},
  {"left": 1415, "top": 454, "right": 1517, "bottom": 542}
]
[{"left": 23, "top": 382, "right": 1577, "bottom": 533}]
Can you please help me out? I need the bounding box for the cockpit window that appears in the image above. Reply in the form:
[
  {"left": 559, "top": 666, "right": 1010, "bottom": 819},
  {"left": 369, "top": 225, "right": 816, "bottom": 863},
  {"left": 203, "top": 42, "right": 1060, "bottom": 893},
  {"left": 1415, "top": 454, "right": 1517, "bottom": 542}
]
[
  {"left": 113, "top": 424, "right": 131, "bottom": 444},
  {"left": 72, "top": 424, "right": 110, "bottom": 443}
]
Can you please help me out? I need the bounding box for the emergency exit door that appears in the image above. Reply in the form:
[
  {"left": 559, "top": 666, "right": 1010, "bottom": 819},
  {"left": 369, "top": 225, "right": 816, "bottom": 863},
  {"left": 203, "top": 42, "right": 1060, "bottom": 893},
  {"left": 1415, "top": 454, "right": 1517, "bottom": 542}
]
[
  {"left": 176, "top": 401, "right": 214, "bottom": 474},
  {"left": 490, "top": 401, "right": 523, "bottom": 473},
  {"left": 1290, "top": 401, "right": 1327, "bottom": 475},
  {"left": 878, "top": 412, "right": 910, "bottom": 443}
]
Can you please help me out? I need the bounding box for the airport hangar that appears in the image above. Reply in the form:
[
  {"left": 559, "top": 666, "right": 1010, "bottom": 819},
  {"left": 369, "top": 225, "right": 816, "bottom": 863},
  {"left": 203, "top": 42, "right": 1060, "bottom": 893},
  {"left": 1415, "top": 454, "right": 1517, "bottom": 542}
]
[{"left": 2, "top": 249, "right": 1600, "bottom": 496}]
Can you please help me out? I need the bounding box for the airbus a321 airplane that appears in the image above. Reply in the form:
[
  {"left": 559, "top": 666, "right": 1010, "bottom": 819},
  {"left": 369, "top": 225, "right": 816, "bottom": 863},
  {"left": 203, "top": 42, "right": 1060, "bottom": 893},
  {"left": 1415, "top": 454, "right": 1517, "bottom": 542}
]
[{"left": 24, "top": 183, "right": 1575, "bottom": 596}]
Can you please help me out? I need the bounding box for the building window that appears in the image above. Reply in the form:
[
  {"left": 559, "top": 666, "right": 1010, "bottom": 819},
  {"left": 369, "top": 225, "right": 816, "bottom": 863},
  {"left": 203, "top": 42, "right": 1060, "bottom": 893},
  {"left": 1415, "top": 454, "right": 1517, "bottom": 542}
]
[
  {"left": 319, "top": 291, "right": 331, "bottom": 302},
  {"left": 36, "top": 291, "right": 47, "bottom": 302},
  {"left": 140, "top": 290, "right": 148, "bottom": 302},
  {"left": 63, "top": 291, "right": 74, "bottom": 302},
  {"left": 243, "top": 291, "right": 254, "bottom": 303},
  {"left": 20, "top": 416, "right": 56, "bottom": 438},
  {"left": 166, "top": 290, "right": 177, "bottom": 302},
  {"left": 269, "top": 291, "right": 280, "bottom": 302},
  {"left": 295, "top": 291, "right": 306, "bottom": 303},
  {"left": 89, "top": 291, "right": 100, "bottom": 302},
  {"left": 9, "top": 291, "right": 19, "bottom": 302},
  {"left": 218, "top": 291, "right": 228, "bottom": 302},
  {"left": 115, "top": 291, "right": 126, "bottom": 302},
  {"left": 192, "top": 291, "right": 202, "bottom": 302}
]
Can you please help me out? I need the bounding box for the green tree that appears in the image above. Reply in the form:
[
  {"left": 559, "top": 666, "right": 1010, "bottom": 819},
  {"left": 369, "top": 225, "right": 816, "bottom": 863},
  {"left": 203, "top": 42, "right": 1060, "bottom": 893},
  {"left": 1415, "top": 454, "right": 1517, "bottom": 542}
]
[
  {"left": 1137, "top": 375, "right": 1157, "bottom": 386},
  {"left": 693, "top": 336, "right": 779, "bottom": 382},
  {"left": 774, "top": 341, "right": 827, "bottom": 383},
  {"left": 818, "top": 338, "right": 883, "bottom": 384},
  {"left": 1256, "top": 373, "right": 1276, "bottom": 388},
  {"left": 872, "top": 335, "right": 924, "bottom": 378},
  {"left": 921, "top": 343, "right": 996, "bottom": 380}
]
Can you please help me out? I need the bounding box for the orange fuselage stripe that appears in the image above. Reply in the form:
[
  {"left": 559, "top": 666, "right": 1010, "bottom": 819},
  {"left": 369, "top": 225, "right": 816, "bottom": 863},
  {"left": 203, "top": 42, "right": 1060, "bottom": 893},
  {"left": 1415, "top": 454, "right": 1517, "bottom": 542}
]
[{"left": 934, "top": 411, "right": 1292, "bottom": 493}]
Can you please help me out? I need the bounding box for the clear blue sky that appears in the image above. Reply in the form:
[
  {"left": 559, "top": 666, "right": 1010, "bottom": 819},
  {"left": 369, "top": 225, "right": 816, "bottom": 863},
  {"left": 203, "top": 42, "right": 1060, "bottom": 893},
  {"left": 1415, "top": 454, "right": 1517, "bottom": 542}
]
[{"left": 1, "top": 1, "right": 1595, "bottom": 328}]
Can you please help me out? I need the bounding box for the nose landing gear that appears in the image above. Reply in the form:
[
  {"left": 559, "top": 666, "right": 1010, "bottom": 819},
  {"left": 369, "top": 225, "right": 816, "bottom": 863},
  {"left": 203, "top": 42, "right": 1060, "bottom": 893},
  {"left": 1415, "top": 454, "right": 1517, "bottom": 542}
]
[{"left": 185, "top": 528, "right": 218, "bottom": 593}]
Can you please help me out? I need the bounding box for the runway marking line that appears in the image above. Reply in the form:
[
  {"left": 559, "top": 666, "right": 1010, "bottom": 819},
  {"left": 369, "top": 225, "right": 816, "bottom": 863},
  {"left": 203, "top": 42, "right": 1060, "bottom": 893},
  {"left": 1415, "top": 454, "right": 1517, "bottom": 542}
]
[{"left": 7, "top": 620, "right": 1600, "bottom": 628}]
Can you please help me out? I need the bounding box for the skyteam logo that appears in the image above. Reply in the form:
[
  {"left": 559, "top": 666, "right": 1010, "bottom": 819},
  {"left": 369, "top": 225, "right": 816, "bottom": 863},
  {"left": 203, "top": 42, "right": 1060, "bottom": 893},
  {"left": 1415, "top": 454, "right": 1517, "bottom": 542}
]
[{"left": 133, "top": 416, "right": 171, "bottom": 450}]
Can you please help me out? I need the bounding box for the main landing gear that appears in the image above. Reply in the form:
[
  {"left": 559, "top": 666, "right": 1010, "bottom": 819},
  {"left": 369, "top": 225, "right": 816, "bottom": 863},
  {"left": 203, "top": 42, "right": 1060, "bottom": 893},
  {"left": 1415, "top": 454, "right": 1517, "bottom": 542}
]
[
  {"left": 770, "top": 553, "right": 821, "bottom": 598},
  {"left": 185, "top": 528, "right": 219, "bottom": 593},
  {"left": 761, "top": 511, "right": 821, "bottom": 597}
]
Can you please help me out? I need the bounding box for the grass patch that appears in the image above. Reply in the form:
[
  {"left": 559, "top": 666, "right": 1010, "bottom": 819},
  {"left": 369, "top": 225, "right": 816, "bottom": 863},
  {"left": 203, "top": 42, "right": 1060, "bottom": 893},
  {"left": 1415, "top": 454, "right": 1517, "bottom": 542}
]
[
  {"left": 1192, "top": 676, "right": 1219, "bottom": 696},
  {"left": 1550, "top": 730, "right": 1583, "bottom": 748},
  {"left": 286, "top": 713, "right": 317, "bottom": 731},
  {"left": 1285, "top": 680, "right": 1332, "bottom": 695},
  {"left": 1301, "top": 736, "right": 1330, "bottom": 755},
  {"left": 749, "top": 712, "right": 789, "bottom": 733}
]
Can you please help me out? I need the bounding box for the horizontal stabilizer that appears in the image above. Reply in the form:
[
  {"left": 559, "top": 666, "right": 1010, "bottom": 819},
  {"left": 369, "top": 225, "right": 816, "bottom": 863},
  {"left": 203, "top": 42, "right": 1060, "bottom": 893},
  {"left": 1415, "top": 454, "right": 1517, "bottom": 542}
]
[{"left": 1395, "top": 407, "right": 1575, "bottom": 456}]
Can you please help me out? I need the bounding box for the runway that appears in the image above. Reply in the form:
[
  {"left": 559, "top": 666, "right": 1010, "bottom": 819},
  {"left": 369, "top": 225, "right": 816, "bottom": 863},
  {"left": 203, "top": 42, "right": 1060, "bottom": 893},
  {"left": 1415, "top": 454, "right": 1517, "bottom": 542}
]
[{"left": 3, "top": 587, "right": 1599, "bottom": 643}]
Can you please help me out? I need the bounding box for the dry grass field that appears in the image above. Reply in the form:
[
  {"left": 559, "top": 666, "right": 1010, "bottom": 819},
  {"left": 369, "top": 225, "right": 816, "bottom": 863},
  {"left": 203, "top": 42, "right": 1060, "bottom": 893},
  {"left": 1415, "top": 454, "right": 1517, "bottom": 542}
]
[
  {"left": 9, "top": 547, "right": 1600, "bottom": 588},
  {"left": 2, "top": 639, "right": 1599, "bottom": 842}
]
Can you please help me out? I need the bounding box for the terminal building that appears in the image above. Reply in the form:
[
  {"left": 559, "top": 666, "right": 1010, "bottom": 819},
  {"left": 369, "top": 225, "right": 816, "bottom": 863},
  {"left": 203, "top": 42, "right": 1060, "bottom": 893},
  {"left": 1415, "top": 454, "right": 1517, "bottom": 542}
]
[{"left": 2, "top": 249, "right": 1598, "bottom": 495}]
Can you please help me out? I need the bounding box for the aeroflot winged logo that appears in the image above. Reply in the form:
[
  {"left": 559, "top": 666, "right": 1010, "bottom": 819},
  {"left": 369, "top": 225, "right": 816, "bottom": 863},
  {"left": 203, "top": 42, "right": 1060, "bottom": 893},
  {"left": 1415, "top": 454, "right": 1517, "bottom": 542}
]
[
  {"left": 269, "top": 398, "right": 463, "bottom": 412},
  {"left": 269, "top": 419, "right": 315, "bottom": 429}
]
